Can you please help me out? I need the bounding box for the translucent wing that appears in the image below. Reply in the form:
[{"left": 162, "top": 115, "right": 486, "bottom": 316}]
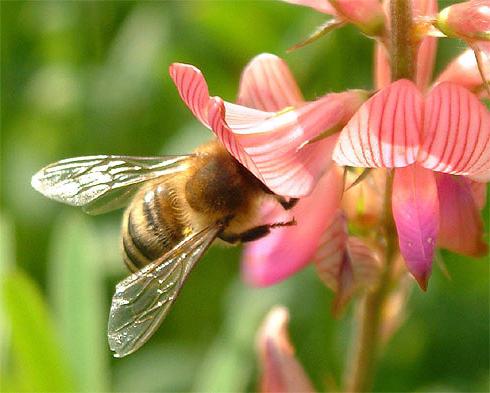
[
  {"left": 108, "top": 224, "right": 222, "bottom": 358},
  {"left": 31, "top": 155, "right": 192, "bottom": 214}
]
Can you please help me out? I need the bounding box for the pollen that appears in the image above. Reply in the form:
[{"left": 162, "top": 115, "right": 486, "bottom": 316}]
[{"left": 182, "top": 226, "right": 193, "bottom": 237}]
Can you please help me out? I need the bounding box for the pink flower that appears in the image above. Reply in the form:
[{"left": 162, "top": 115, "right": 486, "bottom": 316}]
[
  {"left": 256, "top": 307, "right": 315, "bottom": 393},
  {"left": 436, "top": 48, "right": 490, "bottom": 98},
  {"left": 333, "top": 79, "right": 489, "bottom": 289},
  {"left": 169, "top": 56, "right": 366, "bottom": 198},
  {"left": 283, "top": 0, "right": 386, "bottom": 37},
  {"left": 233, "top": 54, "right": 362, "bottom": 286},
  {"left": 437, "top": 0, "right": 490, "bottom": 49}
]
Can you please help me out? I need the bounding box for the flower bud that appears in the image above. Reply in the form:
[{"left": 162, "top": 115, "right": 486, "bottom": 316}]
[
  {"left": 329, "top": 0, "right": 386, "bottom": 36},
  {"left": 437, "top": 0, "right": 490, "bottom": 41}
]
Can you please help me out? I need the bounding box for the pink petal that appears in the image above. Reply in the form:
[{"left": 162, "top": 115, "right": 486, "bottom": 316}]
[
  {"left": 435, "top": 173, "right": 488, "bottom": 257},
  {"left": 281, "top": 0, "right": 337, "bottom": 15},
  {"left": 470, "top": 180, "right": 488, "bottom": 209},
  {"left": 333, "top": 79, "right": 423, "bottom": 168},
  {"left": 242, "top": 168, "right": 343, "bottom": 286},
  {"left": 171, "top": 62, "right": 365, "bottom": 197},
  {"left": 439, "top": 0, "right": 490, "bottom": 41},
  {"left": 169, "top": 63, "right": 212, "bottom": 127},
  {"left": 209, "top": 91, "right": 364, "bottom": 197},
  {"left": 256, "top": 307, "right": 315, "bottom": 393},
  {"left": 374, "top": 43, "right": 391, "bottom": 89},
  {"left": 418, "top": 82, "right": 490, "bottom": 180},
  {"left": 237, "top": 53, "right": 304, "bottom": 112},
  {"left": 413, "top": 0, "right": 438, "bottom": 91},
  {"left": 392, "top": 165, "right": 439, "bottom": 290},
  {"left": 436, "top": 49, "right": 490, "bottom": 96},
  {"left": 330, "top": 0, "right": 385, "bottom": 36},
  {"left": 314, "top": 212, "right": 381, "bottom": 314}
]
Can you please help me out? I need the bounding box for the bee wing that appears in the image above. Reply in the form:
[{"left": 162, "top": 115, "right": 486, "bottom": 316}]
[
  {"left": 31, "top": 155, "right": 192, "bottom": 215},
  {"left": 107, "top": 224, "right": 222, "bottom": 358}
]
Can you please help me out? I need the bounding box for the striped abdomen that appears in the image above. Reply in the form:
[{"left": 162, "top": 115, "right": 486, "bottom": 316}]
[{"left": 122, "top": 181, "right": 189, "bottom": 272}]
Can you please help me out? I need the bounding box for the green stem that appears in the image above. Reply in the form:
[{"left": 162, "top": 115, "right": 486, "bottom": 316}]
[
  {"left": 344, "top": 172, "right": 397, "bottom": 393},
  {"left": 343, "top": 1, "right": 415, "bottom": 390}
]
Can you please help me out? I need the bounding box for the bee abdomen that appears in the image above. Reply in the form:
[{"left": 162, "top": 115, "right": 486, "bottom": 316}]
[{"left": 122, "top": 183, "right": 187, "bottom": 272}]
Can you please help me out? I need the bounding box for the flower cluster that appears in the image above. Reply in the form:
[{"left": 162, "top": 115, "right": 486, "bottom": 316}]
[{"left": 169, "top": 0, "right": 488, "bottom": 300}]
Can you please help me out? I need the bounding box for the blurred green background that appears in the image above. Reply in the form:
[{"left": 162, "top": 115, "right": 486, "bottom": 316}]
[{"left": 1, "top": 1, "right": 488, "bottom": 392}]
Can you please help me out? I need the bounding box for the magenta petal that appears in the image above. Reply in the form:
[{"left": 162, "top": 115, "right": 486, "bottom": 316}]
[
  {"left": 242, "top": 168, "right": 343, "bottom": 286},
  {"left": 392, "top": 165, "right": 439, "bottom": 290},
  {"left": 436, "top": 173, "right": 488, "bottom": 257},
  {"left": 333, "top": 79, "right": 423, "bottom": 168},
  {"left": 237, "top": 53, "right": 304, "bottom": 112},
  {"left": 418, "top": 82, "right": 490, "bottom": 180},
  {"left": 209, "top": 91, "right": 364, "bottom": 197}
]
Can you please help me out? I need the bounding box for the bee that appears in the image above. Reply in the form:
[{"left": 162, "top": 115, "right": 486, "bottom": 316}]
[{"left": 31, "top": 139, "right": 297, "bottom": 357}]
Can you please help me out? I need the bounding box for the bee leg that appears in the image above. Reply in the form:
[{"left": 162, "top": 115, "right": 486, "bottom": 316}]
[
  {"left": 275, "top": 196, "right": 299, "bottom": 210},
  {"left": 219, "top": 219, "right": 296, "bottom": 244}
]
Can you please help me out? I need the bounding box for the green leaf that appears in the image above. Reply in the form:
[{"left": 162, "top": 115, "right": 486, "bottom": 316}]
[
  {"left": 48, "top": 211, "right": 110, "bottom": 392},
  {"left": 1, "top": 270, "right": 75, "bottom": 392}
]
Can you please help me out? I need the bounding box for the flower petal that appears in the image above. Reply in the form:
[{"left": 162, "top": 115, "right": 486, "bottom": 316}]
[
  {"left": 169, "top": 63, "right": 212, "bottom": 127},
  {"left": 418, "top": 82, "right": 490, "bottom": 180},
  {"left": 437, "top": 0, "right": 490, "bottom": 41},
  {"left": 237, "top": 53, "right": 304, "bottom": 111},
  {"left": 171, "top": 62, "right": 365, "bottom": 197},
  {"left": 314, "top": 212, "right": 381, "bottom": 314},
  {"left": 392, "top": 165, "right": 439, "bottom": 290},
  {"left": 436, "top": 49, "right": 490, "bottom": 97},
  {"left": 413, "top": 0, "right": 438, "bottom": 91},
  {"left": 281, "top": 0, "right": 337, "bottom": 15},
  {"left": 256, "top": 306, "right": 315, "bottom": 393},
  {"left": 435, "top": 173, "right": 488, "bottom": 257},
  {"left": 329, "top": 0, "right": 386, "bottom": 36},
  {"left": 209, "top": 91, "right": 364, "bottom": 197},
  {"left": 333, "top": 79, "right": 423, "bottom": 168},
  {"left": 374, "top": 43, "right": 391, "bottom": 89},
  {"left": 242, "top": 168, "right": 343, "bottom": 286}
]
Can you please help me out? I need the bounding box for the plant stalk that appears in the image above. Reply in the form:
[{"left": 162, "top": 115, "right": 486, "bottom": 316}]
[{"left": 344, "top": 1, "right": 415, "bottom": 391}]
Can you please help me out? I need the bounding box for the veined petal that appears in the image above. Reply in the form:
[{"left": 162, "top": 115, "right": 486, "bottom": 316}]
[
  {"left": 169, "top": 63, "right": 212, "bottom": 127},
  {"left": 256, "top": 307, "right": 315, "bottom": 393},
  {"left": 314, "top": 212, "right": 381, "bottom": 314},
  {"left": 209, "top": 91, "right": 364, "bottom": 197},
  {"left": 392, "top": 165, "right": 439, "bottom": 290},
  {"left": 333, "top": 79, "right": 423, "bottom": 168},
  {"left": 436, "top": 49, "right": 490, "bottom": 96},
  {"left": 418, "top": 82, "right": 490, "bottom": 180},
  {"left": 281, "top": 0, "right": 337, "bottom": 15},
  {"left": 242, "top": 168, "right": 343, "bottom": 286},
  {"left": 171, "top": 62, "right": 365, "bottom": 197},
  {"left": 237, "top": 53, "right": 304, "bottom": 111},
  {"left": 436, "top": 173, "right": 488, "bottom": 257}
]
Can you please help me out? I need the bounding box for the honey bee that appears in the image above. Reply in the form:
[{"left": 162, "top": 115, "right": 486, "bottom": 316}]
[{"left": 31, "top": 139, "right": 297, "bottom": 357}]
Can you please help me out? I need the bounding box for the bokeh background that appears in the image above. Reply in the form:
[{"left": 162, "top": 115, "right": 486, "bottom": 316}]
[{"left": 1, "top": 1, "right": 488, "bottom": 392}]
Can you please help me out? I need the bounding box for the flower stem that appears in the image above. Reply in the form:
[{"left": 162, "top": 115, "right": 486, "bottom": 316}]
[
  {"left": 344, "top": 172, "right": 397, "bottom": 393},
  {"left": 343, "top": 2, "right": 414, "bottom": 391},
  {"left": 390, "top": 0, "right": 415, "bottom": 80}
]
